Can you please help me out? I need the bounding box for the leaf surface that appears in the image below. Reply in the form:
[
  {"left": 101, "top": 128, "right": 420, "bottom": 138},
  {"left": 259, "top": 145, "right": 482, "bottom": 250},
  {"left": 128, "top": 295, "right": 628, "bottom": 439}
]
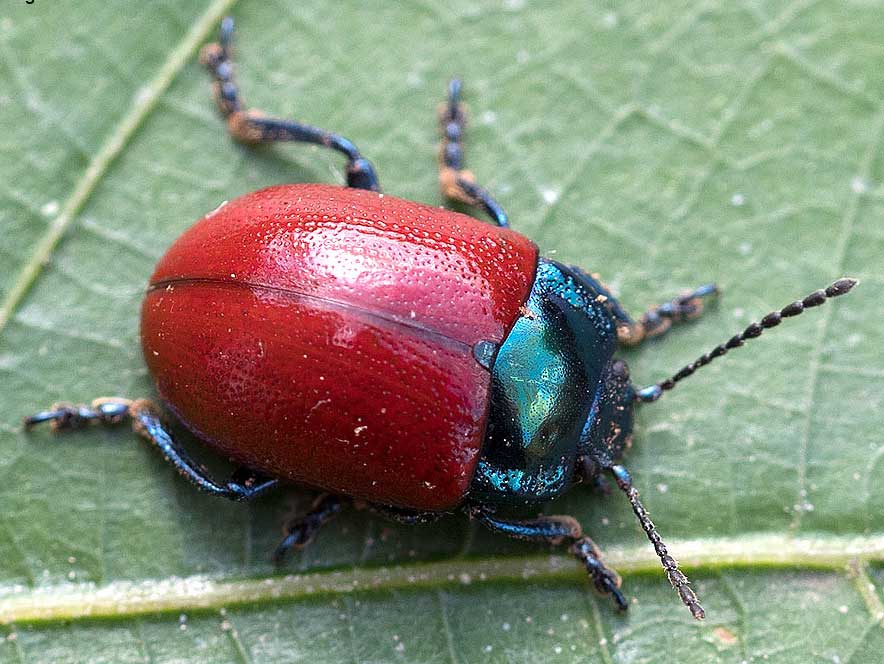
[{"left": 1, "top": 1, "right": 882, "bottom": 662}]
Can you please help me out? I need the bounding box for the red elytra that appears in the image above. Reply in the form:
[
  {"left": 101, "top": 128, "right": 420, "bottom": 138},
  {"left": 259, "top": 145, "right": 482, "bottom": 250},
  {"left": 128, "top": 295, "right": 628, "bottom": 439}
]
[{"left": 141, "top": 183, "right": 538, "bottom": 510}]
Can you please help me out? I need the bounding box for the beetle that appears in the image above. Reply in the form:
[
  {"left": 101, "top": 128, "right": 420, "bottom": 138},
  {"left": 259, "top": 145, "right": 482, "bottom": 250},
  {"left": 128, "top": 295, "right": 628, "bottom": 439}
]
[{"left": 25, "top": 18, "right": 857, "bottom": 620}]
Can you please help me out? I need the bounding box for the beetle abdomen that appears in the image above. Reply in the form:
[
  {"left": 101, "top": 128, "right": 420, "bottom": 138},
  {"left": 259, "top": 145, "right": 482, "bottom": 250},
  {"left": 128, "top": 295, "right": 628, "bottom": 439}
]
[{"left": 141, "top": 184, "right": 538, "bottom": 510}]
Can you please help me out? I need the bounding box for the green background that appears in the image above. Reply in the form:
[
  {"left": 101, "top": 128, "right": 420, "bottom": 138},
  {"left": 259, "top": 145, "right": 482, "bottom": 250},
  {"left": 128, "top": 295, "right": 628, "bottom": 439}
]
[{"left": 1, "top": 1, "right": 883, "bottom": 662}]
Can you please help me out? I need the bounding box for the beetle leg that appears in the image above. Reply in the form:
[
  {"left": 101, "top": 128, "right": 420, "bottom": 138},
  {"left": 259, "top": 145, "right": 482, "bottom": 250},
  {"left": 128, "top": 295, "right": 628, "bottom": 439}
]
[
  {"left": 468, "top": 507, "right": 627, "bottom": 611},
  {"left": 437, "top": 79, "right": 509, "bottom": 227},
  {"left": 616, "top": 283, "right": 720, "bottom": 346},
  {"left": 200, "top": 17, "right": 380, "bottom": 191},
  {"left": 23, "top": 397, "right": 132, "bottom": 430},
  {"left": 23, "top": 398, "right": 279, "bottom": 501},
  {"left": 366, "top": 503, "right": 443, "bottom": 525},
  {"left": 273, "top": 493, "right": 344, "bottom": 564},
  {"left": 568, "top": 268, "right": 718, "bottom": 346}
]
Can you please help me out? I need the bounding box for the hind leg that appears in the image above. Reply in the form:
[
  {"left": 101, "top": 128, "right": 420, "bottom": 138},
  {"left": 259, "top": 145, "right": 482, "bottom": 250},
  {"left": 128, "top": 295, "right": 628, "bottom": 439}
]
[
  {"left": 437, "top": 79, "right": 509, "bottom": 227},
  {"left": 24, "top": 398, "right": 278, "bottom": 501},
  {"left": 200, "top": 17, "right": 379, "bottom": 191}
]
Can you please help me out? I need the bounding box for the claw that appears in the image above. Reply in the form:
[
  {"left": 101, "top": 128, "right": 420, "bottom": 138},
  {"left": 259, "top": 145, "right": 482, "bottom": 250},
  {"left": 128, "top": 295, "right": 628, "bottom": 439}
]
[
  {"left": 609, "top": 585, "right": 628, "bottom": 612},
  {"left": 23, "top": 398, "right": 132, "bottom": 431},
  {"left": 571, "top": 537, "right": 629, "bottom": 612},
  {"left": 272, "top": 531, "right": 304, "bottom": 565},
  {"left": 24, "top": 403, "right": 92, "bottom": 430}
]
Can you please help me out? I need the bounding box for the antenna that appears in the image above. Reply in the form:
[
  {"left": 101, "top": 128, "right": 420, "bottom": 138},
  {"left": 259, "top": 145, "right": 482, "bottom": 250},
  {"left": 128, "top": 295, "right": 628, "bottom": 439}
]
[
  {"left": 610, "top": 465, "right": 705, "bottom": 619},
  {"left": 635, "top": 278, "right": 858, "bottom": 403}
]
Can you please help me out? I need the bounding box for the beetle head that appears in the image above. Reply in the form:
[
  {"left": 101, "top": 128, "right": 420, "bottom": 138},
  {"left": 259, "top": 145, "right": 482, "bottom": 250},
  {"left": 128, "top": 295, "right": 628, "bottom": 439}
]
[{"left": 578, "top": 357, "right": 635, "bottom": 474}]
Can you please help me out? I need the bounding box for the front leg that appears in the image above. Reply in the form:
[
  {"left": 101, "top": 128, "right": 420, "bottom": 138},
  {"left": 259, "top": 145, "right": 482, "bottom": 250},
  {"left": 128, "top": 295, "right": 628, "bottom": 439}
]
[
  {"left": 24, "top": 398, "right": 278, "bottom": 501},
  {"left": 567, "top": 269, "right": 718, "bottom": 346},
  {"left": 468, "top": 507, "right": 627, "bottom": 611},
  {"left": 616, "top": 284, "right": 719, "bottom": 346}
]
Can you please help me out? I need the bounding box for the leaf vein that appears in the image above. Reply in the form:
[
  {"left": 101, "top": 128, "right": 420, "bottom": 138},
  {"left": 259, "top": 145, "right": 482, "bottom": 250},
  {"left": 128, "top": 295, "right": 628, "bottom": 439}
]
[
  {"left": 789, "top": 98, "right": 884, "bottom": 532},
  {"left": 0, "top": 0, "right": 240, "bottom": 335}
]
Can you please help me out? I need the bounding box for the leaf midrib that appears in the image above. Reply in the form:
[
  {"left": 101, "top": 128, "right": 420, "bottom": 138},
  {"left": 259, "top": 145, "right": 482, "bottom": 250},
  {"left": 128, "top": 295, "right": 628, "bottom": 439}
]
[{"left": 1, "top": 532, "right": 881, "bottom": 626}]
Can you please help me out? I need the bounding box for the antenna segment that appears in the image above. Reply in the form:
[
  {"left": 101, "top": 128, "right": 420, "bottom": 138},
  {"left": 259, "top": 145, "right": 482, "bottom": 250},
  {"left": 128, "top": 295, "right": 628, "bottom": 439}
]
[{"left": 636, "top": 278, "right": 858, "bottom": 403}]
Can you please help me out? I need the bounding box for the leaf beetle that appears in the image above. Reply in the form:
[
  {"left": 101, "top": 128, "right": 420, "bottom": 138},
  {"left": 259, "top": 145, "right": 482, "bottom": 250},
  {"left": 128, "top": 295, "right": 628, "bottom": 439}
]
[{"left": 25, "top": 18, "right": 857, "bottom": 620}]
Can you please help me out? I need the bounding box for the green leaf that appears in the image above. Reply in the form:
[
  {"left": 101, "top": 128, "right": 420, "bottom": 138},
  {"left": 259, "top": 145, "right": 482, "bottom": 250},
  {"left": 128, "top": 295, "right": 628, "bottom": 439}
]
[{"left": 1, "top": 1, "right": 882, "bottom": 662}]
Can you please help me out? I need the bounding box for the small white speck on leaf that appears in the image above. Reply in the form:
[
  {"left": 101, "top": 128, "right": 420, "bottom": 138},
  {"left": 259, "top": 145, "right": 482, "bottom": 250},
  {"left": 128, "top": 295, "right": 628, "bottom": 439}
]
[
  {"left": 851, "top": 176, "right": 868, "bottom": 194},
  {"left": 41, "top": 200, "right": 59, "bottom": 217},
  {"left": 542, "top": 188, "right": 560, "bottom": 204},
  {"left": 406, "top": 71, "right": 423, "bottom": 88},
  {"left": 846, "top": 333, "right": 863, "bottom": 348},
  {"left": 731, "top": 193, "right": 745, "bottom": 206}
]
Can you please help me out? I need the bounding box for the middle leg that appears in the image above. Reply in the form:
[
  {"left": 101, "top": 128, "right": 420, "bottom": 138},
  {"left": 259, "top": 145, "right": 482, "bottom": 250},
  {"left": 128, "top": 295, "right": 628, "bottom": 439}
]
[{"left": 273, "top": 493, "right": 345, "bottom": 564}]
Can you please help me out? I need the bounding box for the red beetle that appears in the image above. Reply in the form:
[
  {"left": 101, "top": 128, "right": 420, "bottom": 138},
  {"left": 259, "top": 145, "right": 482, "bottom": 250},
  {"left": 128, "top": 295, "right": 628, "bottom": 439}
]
[
  {"left": 142, "top": 182, "right": 537, "bottom": 513},
  {"left": 25, "top": 19, "right": 856, "bottom": 620}
]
